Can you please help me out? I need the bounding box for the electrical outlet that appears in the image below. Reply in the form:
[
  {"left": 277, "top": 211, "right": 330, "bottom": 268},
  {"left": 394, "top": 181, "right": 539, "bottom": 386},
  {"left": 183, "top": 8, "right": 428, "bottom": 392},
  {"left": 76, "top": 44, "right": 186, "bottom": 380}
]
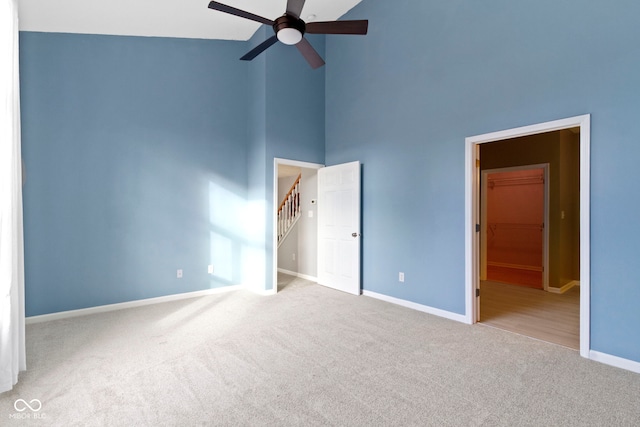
[
  {"left": 399, "top": 272, "right": 405, "bottom": 282},
  {"left": 177, "top": 269, "right": 183, "bottom": 279},
  {"left": 292, "top": 253, "right": 296, "bottom": 261},
  {"left": 208, "top": 265, "right": 214, "bottom": 274}
]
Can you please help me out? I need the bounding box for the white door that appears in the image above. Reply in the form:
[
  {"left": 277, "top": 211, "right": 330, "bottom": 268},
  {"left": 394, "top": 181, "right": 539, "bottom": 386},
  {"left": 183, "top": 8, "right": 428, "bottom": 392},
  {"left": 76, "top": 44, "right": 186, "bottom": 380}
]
[{"left": 317, "top": 161, "right": 361, "bottom": 295}]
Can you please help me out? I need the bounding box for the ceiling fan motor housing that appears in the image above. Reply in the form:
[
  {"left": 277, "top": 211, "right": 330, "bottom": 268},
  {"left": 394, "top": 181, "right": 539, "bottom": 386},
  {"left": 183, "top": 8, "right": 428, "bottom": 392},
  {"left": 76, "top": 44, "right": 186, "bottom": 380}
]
[{"left": 273, "top": 14, "right": 306, "bottom": 43}]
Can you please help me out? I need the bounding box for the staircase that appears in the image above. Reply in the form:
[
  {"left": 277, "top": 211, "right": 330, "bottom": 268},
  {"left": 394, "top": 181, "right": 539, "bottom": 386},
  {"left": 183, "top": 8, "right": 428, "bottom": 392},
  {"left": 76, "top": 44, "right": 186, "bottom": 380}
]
[{"left": 277, "top": 173, "right": 301, "bottom": 248}]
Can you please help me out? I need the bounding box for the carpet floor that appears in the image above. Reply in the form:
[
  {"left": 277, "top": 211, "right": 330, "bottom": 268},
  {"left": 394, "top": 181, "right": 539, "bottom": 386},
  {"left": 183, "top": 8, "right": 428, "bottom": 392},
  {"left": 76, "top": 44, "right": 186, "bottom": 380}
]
[{"left": 2, "top": 274, "right": 639, "bottom": 426}]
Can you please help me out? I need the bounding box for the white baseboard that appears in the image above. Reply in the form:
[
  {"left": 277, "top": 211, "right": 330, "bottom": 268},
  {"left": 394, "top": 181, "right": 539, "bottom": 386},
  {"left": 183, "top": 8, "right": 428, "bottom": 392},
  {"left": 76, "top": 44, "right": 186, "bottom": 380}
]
[
  {"left": 363, "top": 290, "right": 468, "bottom": 323},
  {"left": 589, "top": 350, "right": 640, "bottom": 374},
  {"left": 26, "top": 285, "right": 244, "bottom": 324},
  {"left": 548, "top": 280, "right": 580, "bottom": 294},
  {"left": 277, "top": 268, "right": 318, "bottom": 283}
]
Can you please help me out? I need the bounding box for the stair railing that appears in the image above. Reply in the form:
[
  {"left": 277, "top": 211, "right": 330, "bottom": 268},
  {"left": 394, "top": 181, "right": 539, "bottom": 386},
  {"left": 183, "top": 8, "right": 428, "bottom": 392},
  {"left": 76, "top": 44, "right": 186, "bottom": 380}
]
[{"left": 277, "top": 174, "right": 301, "bottom": 245}]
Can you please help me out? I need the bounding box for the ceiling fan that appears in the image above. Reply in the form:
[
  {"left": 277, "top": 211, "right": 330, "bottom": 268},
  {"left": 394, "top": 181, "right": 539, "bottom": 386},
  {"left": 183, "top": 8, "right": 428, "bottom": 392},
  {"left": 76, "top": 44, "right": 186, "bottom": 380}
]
[{"left": 208, "top": 0, "right": 368, "bottom": 69}]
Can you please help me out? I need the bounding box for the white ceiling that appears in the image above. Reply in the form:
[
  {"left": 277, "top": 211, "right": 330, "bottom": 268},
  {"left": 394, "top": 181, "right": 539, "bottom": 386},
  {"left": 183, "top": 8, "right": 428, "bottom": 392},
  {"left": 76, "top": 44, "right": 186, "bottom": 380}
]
[
  {"left": 18, "top": 0, "right": 363, "bottom": 41},
  {"left": 278, "top": 165, "right": 302, "bottom": 178}
]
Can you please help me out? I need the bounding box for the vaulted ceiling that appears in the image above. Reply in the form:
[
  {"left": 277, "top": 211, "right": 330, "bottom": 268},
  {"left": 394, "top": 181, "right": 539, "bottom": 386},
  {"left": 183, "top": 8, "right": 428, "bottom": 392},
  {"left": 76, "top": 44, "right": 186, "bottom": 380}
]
[{"left": 18, "top": 0, "right": 363, "bottom": 40}]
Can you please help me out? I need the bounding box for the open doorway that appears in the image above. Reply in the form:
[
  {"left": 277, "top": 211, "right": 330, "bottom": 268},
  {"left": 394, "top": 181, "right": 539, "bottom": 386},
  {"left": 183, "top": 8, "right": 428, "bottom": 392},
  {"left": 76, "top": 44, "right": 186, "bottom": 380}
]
[
  {"left": 273, "top": 159, "right": 362, "bottom": 296},
  {"left": 465, "top": 115, "right": 591, "bottom": 357},
  {"left": 273, "top": 158, "right": 323, "bottom": 292},
  {"left": 479, "top": 134, "right": 578, "bottom": 349}
]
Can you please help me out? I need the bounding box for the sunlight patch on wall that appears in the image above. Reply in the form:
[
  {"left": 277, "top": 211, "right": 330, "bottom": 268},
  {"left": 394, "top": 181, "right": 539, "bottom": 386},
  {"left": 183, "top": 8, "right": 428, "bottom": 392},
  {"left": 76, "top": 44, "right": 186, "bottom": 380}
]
[
  {"left": 242, "top": 199, "right": 266, "bottom": 292},
  {"left": 208, "top": 180, "right": 247, "bottom": 287},
  {"left": 210, "top": 231, "right": 234, "bottom": 283}
]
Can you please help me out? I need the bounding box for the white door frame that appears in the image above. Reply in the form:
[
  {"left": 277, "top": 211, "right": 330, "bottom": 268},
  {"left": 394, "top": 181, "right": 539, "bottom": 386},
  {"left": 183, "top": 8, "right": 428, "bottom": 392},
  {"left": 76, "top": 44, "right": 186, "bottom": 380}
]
[
  {"left": 480, "top": 164, "right": 550, "bottom": 290},
  {"left": 465, "top": 114, "right": 591, "bottom": 358},
  {"left": 273, "top": 158, "right": 324, "bottom": 293}
]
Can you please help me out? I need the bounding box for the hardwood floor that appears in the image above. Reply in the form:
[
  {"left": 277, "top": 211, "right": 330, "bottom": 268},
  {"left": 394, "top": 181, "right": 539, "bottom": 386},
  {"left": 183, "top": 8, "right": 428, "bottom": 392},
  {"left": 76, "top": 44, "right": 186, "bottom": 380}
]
[
  {"left": 486, "top": 265, "right": 542, "bottom": 289},
  {"left": 479, "top": 280, "right": 580, "bottom": 350}
]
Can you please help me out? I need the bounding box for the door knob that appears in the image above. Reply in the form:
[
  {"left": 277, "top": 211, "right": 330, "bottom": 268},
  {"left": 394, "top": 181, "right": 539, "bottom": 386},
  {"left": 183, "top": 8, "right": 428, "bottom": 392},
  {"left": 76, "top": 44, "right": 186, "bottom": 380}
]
[{"left": 352, "top": 232, "right": 360, "bottom": 237}]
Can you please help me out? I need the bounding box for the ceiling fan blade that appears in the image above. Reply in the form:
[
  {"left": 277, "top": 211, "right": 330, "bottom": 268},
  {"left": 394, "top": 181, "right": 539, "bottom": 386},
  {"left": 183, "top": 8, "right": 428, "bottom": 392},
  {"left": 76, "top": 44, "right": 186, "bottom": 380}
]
[
  {"left": 306, "top": 20, "right": 369, "bottom": 35},
  {"left": 296, "top": 37, "right": 325, "bottom": 69},
  {"left": 208, "top": 1, "right": 274, "bottom": 26},
  {"left": 286, "top": 0, "right": 306, "bottom": 19},
  {"left": 240, "top": 35, "right": 279, "bottom": 61}
]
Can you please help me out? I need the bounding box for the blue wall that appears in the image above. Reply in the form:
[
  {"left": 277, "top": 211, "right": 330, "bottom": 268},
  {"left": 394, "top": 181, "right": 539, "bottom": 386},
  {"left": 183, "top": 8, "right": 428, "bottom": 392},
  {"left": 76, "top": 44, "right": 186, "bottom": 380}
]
[
  {"left": 325, "top": 0, "right": 640, "bottom": 361},
  {"left": 20, "top": 29, "right": 325, "bottom": 313},
  {"left": 20, "top": 33, "right": 250, "bottom": 316},
  {"left": 244, "top": 27, "right": 326, "bottom": 292},
  {"left": 245, "top": 28, "right": 269, "bottom": 291}
]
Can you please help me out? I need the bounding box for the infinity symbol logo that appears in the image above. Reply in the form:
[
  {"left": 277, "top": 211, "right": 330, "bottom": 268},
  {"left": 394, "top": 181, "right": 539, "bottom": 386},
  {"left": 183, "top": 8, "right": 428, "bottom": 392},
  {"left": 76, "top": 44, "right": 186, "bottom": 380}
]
[{"left": 14, "top": 399, "right": 42, "bottom": 412}]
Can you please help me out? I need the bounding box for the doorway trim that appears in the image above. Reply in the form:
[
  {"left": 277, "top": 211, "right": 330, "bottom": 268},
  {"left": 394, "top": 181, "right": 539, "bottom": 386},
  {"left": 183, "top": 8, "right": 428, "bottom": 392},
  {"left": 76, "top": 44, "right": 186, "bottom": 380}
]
[
  {"left": 464, "top": 114, "right": 591, "bottom": 358},
  {"left": 481, "top": 164, "right": 550, "bottom": 290},
  {"left": 273, "top": 158, "right": 324, "bottom": 294}
]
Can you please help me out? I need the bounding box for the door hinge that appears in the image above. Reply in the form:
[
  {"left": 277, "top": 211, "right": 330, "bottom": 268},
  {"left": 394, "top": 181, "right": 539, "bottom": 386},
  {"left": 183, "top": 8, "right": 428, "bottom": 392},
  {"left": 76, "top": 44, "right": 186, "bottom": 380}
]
[
  {"left": 476, "top": 288, "right": 480, "bottom": 297},
  {"left": 475, "top": 224, "right": 480, "bottom": 232}
]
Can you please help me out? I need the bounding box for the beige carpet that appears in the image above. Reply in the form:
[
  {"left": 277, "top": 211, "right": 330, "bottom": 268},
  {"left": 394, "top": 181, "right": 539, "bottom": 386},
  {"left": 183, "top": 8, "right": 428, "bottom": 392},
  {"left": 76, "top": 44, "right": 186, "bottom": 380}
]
[{"left": 1, "top": 274, "right": 639, "bottom": 426}]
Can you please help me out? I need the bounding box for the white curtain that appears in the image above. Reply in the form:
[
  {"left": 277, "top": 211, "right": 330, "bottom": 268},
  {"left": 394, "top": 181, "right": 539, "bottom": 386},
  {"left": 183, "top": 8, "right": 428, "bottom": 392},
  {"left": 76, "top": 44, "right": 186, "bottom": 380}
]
[{"left": 0, "top": 0, "right": 26, "bottom": 394}]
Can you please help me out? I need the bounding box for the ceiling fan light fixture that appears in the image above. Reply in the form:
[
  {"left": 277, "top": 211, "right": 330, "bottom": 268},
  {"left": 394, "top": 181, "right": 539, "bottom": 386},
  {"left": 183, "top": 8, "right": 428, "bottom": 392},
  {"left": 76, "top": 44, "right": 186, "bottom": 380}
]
[
  {"left": 277, "top": 27, "right": 303, "bottom": 45},
  {"left": 208, "top": 1, "right": 368, "bottom": 68}
]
